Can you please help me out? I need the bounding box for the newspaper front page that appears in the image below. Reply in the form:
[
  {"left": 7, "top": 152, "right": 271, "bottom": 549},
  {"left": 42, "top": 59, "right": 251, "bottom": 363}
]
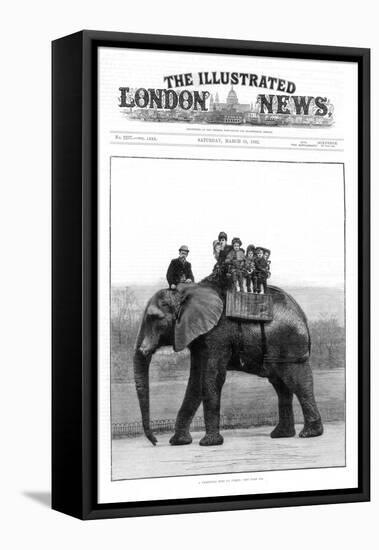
[{"left": 97, "top": 46, "right": 358, "bottom": 504}]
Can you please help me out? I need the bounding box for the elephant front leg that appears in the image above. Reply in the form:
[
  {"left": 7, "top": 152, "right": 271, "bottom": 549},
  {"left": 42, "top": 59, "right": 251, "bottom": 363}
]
[
  {"left": 199, "top": 353, "right": 229, "bottom": 446},
  {"left": 269, "top": 377, "right": 296, "bottom": 438},
  {"left": 170, "top": 348, "right": 202, "bottom": 446}
]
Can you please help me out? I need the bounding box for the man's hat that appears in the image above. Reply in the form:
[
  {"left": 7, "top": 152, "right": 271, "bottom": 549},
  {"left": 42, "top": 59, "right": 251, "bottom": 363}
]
[
  {"left": 218, "top": 231, "right": 228, "bottom": 240},
  {"left": 231, "top": 237, "right": 242, "bottom": 246},
  {"left": 179, "top": 245, "right": 190, "bottom": 252},
  {"left": 246, "top": 244, "right": 255, "bottom": 254}
]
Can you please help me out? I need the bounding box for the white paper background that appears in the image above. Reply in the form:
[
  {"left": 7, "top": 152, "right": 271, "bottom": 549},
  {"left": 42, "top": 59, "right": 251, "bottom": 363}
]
[{"left": 98, "top": 47, "right": 358, "bottom": 503}]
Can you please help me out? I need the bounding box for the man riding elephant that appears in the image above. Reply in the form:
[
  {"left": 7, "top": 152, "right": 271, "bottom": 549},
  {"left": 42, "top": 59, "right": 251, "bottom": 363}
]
[{"left": 166, "top": 245, "right": 195, "bottom": 290}]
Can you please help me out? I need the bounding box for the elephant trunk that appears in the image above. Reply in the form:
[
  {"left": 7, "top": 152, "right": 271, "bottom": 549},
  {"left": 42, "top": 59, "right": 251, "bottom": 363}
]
[{"left": 133, "top": 349, "right": 157, "bottom": 445}]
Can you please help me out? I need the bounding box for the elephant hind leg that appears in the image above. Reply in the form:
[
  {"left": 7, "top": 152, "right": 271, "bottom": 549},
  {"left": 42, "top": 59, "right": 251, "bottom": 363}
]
[
  {"left": 278, "top": 361, "right": 323, "bottom": 438},
  {"left": 269, "top": 376, "right": 296, "bottom": 438}
]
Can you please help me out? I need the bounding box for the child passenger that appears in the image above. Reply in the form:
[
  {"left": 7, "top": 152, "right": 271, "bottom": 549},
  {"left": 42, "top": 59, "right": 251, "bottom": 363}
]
[
  {"left": 244, "top": 244, "right": 255, "bottom": 293},
  {"left": 213, "top": 240, "right": 221, "bottom": 261},
  {"left": 263, "top": 248, "right": 271, "bottom": 279},
  {"left": 225, "top": 237, "right": 245, "bottom": 292},
  {"left": 253, "top": 247, "right": 269, "bottom": 294}
]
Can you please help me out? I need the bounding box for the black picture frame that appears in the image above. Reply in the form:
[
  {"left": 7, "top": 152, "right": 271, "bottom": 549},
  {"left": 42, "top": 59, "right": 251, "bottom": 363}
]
[{"left": 52, "top": 30, "right": 370, "bottom": 520}]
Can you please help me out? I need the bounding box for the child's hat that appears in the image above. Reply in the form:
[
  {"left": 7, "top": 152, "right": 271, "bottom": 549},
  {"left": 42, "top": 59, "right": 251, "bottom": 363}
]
[
  {"left": 246, "top": 244, "right": 255, "bottom": 254},
  {"left": 262, "top": 247, "right": 271, "bottom": 255},
  {"left": 218, "top": 231, "right": 228, "bottom": 240},
  {"left": 231, "top": 237, "right": 242, "bottom": 246}
]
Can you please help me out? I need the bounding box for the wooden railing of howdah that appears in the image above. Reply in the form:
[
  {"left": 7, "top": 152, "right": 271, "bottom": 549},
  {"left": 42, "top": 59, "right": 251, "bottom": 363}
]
[{"left": 226, "top": 291, "right": 273, "bottom": 321}]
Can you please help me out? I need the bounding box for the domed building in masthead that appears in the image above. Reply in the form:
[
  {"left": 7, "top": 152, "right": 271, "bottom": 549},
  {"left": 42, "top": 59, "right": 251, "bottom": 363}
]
[
  {"left": 212, "top": 86, "right": 251, "bottom": 113},
  {"left": 226, "top": 86, "right": 238, "bottom": 107}
]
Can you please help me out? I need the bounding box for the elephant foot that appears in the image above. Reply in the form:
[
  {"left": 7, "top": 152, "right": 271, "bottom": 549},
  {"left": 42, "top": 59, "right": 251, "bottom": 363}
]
[
  {"left": 169, "top": 432, "right": 192, "bottom": 445},
  {"left": 299, "top": 419, "right": 324, "bottom": 438},
  {"left": 199, "top": 433, "right": 224, "bottom": 446},
  {"left": 270, "top": 424, "right": 296, "bottom": 438}
]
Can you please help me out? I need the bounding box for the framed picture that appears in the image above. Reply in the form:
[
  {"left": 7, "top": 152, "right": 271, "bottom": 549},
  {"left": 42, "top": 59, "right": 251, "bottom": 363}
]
[{"left": 52, "top": 31, "right": 370, "bottom": 519}]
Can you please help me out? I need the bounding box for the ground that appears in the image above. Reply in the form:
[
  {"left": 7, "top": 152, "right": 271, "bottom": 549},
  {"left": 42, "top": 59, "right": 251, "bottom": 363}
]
[{"left": 112, "top": 421, "right": 345, "bottom": 480}]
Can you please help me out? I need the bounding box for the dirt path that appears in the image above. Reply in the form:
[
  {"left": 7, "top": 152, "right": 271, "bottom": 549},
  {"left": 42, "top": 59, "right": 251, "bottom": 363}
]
[{"left": 112, "top": 421, "right": 345, "bottom": 480}]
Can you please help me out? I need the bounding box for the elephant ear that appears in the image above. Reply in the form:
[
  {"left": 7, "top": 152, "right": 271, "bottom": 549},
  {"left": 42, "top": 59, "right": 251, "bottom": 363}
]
[{"left": 174, "top": 284, "right": 224, "bottom": 352}]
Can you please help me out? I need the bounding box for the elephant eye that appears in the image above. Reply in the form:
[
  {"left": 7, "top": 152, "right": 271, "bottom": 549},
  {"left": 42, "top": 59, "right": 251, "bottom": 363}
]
[
  {"left": 146, "top": 304, "right": 165, "bottom": 319},
  {"left": 148, "top": 312, "right": 163, "bottom": 319}
]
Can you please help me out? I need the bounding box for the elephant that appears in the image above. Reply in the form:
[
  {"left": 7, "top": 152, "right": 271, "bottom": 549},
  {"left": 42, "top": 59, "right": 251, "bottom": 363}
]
[{"left": 133, "top": 282, "right": 323, "bottom": 446}]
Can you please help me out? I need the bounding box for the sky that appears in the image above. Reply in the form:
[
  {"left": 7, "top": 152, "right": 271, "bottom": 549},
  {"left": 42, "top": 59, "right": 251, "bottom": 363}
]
[{"left": 110, "top": 157, "right": 344, "bottom": 288}]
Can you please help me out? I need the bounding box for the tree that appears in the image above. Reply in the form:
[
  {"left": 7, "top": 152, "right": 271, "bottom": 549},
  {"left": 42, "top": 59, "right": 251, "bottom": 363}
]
[
  {"left": 111, "top": 287, "right": 140, "bottom": 347},
  {"left": 309, "top": 316, "right": 345, "bottom": 369},
  {"left": 111, "top": 287, "right": 141, "bottom": 381}
]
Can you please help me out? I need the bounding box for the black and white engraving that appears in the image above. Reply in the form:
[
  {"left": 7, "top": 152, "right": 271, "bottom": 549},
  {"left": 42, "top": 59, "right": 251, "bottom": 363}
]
[
  {"left": 96, "top": 44, "right": 359, "bottom": 503},
  {"left": 109, "top": 159, "right": 345, "bottom": 481}
]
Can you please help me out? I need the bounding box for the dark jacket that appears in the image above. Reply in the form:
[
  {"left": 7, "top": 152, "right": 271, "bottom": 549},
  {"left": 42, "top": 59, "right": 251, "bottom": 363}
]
[
  {"left": 218, "top": 244, "right": 233, "bottom": 264},
  {"left": 166, "top": 258, "right": 195, "bottom": 286},
  {"left": 254, "top": 257, "right": 269, "bottom": 276}
]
